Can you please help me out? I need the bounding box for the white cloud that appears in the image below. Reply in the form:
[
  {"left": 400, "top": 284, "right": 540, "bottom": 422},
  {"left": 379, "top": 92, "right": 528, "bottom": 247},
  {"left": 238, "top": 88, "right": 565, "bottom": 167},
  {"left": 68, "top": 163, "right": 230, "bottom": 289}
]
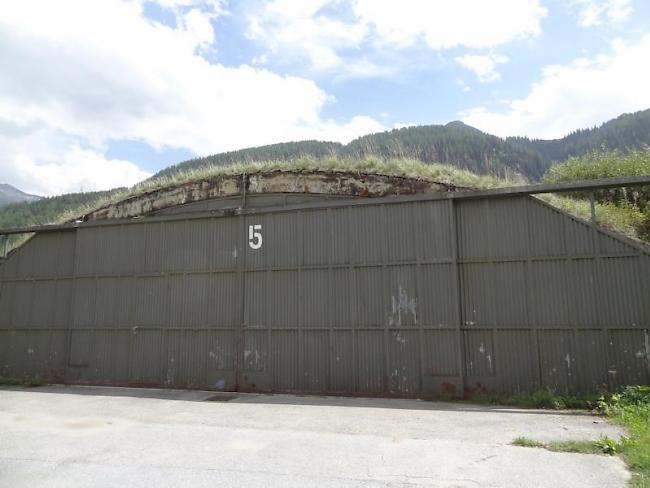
[
  {"left": 245, "top": 0, "right": 368, "bottom": 72},
  {"left": 251, "top": 54, "right": 268, "bottom": 65},
  {"left": 573, "top": 0, "right": 632, "bottom": 27},
  {"left": 152, "top": 0, "right": 227, "bottom": 16},
  {"left": 0, "top": 123, "right": 152, "bottom": 196},
  {"left": 0, "top": 0, "right": 383, "bottom": 194},
  {"left": 180, "top": 8, "right": 217, "bottom": 47},
  {"left": 352, "top": 0, "right": 547, "bottom": 49},
  {"left": 296, "top": 115, "right": 385, "bottom": 144},
  {"left": 245, "top": 0, "right": 546, "bottom": 77},
  {"left": 460, "top": 35, "right": 650, "bottom": 138},
  {"left": 456, "top": 79, "right": 472, "bottom": 92},
  {"left": 11, "top": 148, "right": 152, "bottom": 197},
  {"left": 455, "top": 54, "right": 508, "bottom": 82}
]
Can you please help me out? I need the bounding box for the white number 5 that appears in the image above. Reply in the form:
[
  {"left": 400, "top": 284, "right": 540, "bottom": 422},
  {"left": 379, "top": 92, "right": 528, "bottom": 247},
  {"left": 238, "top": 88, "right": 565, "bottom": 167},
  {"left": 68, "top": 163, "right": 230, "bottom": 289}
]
[{"left": 248, "top": 224, "right": 262, "bottom": 250}]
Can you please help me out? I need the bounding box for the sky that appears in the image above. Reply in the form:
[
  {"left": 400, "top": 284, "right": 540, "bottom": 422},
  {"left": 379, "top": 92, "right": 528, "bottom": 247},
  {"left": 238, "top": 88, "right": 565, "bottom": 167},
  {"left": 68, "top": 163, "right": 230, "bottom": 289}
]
[{"left": 1, "top": 0, "right": 649, "bottom": 196}]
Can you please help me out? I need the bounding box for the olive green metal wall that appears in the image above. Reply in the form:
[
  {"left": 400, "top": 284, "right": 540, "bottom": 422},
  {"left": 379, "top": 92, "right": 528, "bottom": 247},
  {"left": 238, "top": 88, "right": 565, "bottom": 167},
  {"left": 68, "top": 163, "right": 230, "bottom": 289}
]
[{"left": 0, "top": 194, "right": 648, "bottom": 397}]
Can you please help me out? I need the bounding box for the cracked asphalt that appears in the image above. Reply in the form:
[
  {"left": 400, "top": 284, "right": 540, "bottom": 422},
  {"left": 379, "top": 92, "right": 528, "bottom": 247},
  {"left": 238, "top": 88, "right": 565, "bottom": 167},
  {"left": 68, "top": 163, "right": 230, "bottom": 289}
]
[{"left": 0, "top": 386, "right": 630, "bottom": 487}]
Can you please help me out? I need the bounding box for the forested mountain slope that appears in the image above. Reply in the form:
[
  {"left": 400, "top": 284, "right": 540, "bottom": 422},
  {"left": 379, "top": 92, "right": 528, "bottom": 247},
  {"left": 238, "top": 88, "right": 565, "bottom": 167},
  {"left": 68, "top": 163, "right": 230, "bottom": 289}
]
[
  {"left": 0, "top": 190, "right": 120, "bottom": 230},
  {"left": 157, "top": 109, "right": 650, "bottom": 182},
  {"left": 156, "top": 121, "right": 546, "bottom": 180},
  {"left": 508, "top": 109, "right": 650, "bottom": 165}
]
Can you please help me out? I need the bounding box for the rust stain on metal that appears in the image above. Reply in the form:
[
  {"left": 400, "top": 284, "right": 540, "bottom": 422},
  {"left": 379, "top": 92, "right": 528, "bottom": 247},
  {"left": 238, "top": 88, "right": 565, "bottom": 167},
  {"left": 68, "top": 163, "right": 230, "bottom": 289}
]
[
  {"left": 441, "top": 381, "right": 457, "bottom": 396},
  {"left": 46, "top": 369, "right": 66, "bottom": 383},
  {"left": 83, "top": 170, "right": 469, "bottom": 221},
  {"left": 464, "top": 382, "right": 490, "bottom": 397}
]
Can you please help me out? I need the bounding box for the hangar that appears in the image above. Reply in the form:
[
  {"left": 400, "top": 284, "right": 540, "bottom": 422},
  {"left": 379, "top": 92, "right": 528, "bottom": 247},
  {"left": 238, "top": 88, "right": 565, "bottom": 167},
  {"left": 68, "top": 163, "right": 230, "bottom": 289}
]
[{"left": 0, "top": 171, "right": 648, "bottom": 397}]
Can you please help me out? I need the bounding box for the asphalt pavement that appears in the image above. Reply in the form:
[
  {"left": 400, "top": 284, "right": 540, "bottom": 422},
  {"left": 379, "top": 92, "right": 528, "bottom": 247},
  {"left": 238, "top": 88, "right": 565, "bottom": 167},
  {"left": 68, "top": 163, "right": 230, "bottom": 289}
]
[{"left": 0, "top": 385, "right": 630, "bottom": 487}]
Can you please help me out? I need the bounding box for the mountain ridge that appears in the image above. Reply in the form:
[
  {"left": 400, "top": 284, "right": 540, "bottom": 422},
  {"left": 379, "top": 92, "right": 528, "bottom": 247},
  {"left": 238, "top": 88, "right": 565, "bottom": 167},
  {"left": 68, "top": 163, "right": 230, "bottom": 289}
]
[
  {"left": 155, "top": 109, "right": 650, "bottom": 182},
  {"left": 1, "top": 109, "right": 648, "bottom": 239},
  {"left": 0, "top": 184, "right": 41, "bottom": 206}
]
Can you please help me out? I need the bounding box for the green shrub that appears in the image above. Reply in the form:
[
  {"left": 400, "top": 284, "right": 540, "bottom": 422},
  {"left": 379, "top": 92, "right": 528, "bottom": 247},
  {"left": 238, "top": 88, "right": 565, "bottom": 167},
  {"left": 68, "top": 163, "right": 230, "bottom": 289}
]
[
  {"left": 595, "top": 437, "right": 619, "bottom": 455},
  {"left": 472, "top": 389, "right": 595, "bottom": 410},
  {"left": 542, "top": 149, "right": 650, "bottom": 242},
  {"left": 596, "top": 385, "right": 650, "bottom": 486},
  {"left": 544, "top": 148, "right": 650, "bottom": 208}
]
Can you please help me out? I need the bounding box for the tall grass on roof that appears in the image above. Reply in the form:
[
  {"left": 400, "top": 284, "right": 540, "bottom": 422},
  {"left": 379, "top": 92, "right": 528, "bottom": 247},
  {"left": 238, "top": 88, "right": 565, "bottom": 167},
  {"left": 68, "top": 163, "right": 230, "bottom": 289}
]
[
  {"left": 1, "top": 156, "right": 648, "bottom": 254},
  {"left": 130, "top": 157, "right": 511, "bottom": 196}
]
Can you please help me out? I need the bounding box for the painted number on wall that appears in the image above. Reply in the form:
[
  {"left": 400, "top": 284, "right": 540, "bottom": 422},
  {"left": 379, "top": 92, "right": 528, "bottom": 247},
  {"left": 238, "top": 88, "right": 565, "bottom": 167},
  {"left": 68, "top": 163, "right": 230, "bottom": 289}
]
[{"left": 248, "top": 224, "right": 263, "bottom": 250}]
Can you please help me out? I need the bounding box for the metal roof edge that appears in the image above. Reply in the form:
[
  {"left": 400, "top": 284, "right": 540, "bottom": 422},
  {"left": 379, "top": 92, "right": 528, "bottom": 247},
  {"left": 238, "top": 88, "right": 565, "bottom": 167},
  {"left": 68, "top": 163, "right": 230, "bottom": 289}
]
[{"left": 1, "top": 175, "right": 649, "bottom": 243}]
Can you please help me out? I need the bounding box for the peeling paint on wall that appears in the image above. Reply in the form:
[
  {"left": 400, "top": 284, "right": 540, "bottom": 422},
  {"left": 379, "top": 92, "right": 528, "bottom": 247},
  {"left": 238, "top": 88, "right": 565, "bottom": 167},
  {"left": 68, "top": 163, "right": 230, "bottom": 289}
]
[
  {"left": 208, "top": 350, "right": 226, "bottom": 371},
  {"left": 165, "top": 357, "right": 175, "bottom": 386},
  {"left": 243, "top": 349, "right": 264, "bottom": 372},
  {"left": 388, "top": 285, "right": 417, "bottom": 327}
]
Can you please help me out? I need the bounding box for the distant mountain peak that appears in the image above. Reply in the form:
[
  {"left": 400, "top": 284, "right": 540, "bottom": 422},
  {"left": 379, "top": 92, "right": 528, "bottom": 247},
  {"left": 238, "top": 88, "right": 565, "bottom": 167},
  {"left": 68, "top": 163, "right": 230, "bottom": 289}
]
[
  {"left": 445, "top": 120, "right": 469, "bottom": 128},
  {"left": 0, "top": 184, "right": 41, "bottom": 206}
]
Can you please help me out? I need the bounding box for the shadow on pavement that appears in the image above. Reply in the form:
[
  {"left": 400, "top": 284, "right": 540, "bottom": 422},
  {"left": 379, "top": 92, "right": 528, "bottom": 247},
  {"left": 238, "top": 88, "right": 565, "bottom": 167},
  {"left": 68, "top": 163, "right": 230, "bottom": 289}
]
[{"left": 0, "top": 384, "right": 595, "bottom": 416}]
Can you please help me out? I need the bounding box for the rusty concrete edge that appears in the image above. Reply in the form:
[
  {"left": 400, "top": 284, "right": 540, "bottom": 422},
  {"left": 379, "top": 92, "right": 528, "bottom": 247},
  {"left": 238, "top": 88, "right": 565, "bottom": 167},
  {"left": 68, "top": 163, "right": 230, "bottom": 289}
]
[{"left": 83, "top": 170, "right": 473, "bottom": 221}]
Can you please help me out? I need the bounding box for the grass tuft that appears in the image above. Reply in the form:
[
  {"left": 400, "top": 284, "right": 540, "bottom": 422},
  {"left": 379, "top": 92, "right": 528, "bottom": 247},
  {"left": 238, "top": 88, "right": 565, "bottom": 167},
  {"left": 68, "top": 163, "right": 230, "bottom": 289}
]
[
  {"left": 0, "top": 376, "right": 45, "bottom": 387},
  {"left": 471, "top": 389, "right": 596, "bottom": 410},
  {"left": 139, "top": 156, "right": 512, "bottom": 191},
  {"left": 509, "top": 386, "right": 650, "bottom": 485},
  {"left": 512, "top": 437, "right": 545, "bottom": 448},
  {"left": 546, "top": 439, "right": 611, "bottom": 455},
  {"left": 512, "top": 436, "right": 618, "bottom": 455},
  {"left": 537, "top": 193, "right": 647, "bottom": 242}
]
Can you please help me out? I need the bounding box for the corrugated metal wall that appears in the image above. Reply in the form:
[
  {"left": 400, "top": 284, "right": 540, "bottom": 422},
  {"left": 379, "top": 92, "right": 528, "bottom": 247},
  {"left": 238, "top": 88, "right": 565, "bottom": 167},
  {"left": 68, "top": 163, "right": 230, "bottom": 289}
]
[{"left": 0, "top": 194, "right": 648, "bottom": 396}]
